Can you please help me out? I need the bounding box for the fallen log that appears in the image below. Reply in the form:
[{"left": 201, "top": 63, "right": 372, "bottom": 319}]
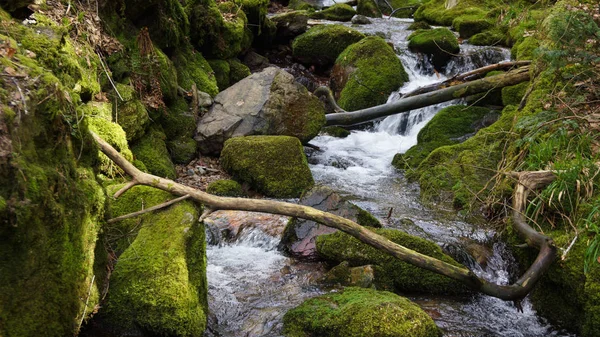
[
  {"left": 324, "top": 66, "right": 531, "bottom": 126},
  {"left": 92, "top": 131, "right": 555, "bottom": 301}
]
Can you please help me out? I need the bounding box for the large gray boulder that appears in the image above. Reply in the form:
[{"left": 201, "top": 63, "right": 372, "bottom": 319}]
[
  {"left": 195, "top": 67, "right": 326, "bottom": 155},
  {"left": 279, "top": 185, "right": 381, "bottom": 261}
]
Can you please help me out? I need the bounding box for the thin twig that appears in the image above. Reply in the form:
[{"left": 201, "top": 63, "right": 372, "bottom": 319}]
[
  {"left": 114, "top": 180, "right": 137, "bottom": 198},
  {"left": 77, "top": 275, "right": 95, "bottom": 333},
  {"left": 97, "top": 51, "right": 123, "bottom": 101},
  {"left": 107, "top": 194, "right": 191, "bottom": 223},
  {"left": 561, "top": 234, "right": 578, "bottom": 261}
]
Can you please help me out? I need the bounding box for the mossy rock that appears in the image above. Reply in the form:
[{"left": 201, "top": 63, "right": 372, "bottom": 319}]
[
  {"left": 452, "top": 15, "right": 493, "bottom": 38},
  {"left": 511, "top": 36, "right": 539, "bottom": 60},
  {"left": 392, "top": 105, "right": 493, "bottom": 171},
  {"left": 208, "top": 59, "right": 231, "bottom": 91},
  {"left": 289, "top": 0, "right": 317, "bottom": 10},
  {"left": 408, "top": 28, "right": 459, "bottom": 70},
  {"left": 309, "top": 4, "right": 357, "bottom": 22},
  {"left": 220, "top": 136, "right": 314, "bottom": 198},
  {"left": 87, "top": 117, "right": 135, "bottom": 178},
  {"left": 172, "top": 48, "right": 219, "bottom": 96},
  {"left": 206, "top": 179, "right": 243, "bottom": 197},
  {"left": 228, "top": 58, "right": 251, "bottom": 85},
  {"left": 123, "top": 0, "right": 189, "bottom": 49},
  {"left": 113, "top": 83, "right": 150, "bottom": 142},
  {"left": 107, "top": 199, "right": 208, "bottom": 336},
  {"left": 331, "top": 36, "right": 409, "bottom": 111},
  {"left": 283, "top": 287, "right": 440, "bottom": 337},
  {"left": 501, "top": 82, "right": 529, "bottom": 106},
  {"left": 131, "top": 127, "right": 177, "bottom": 179},
  {"left": 413, "top": 0, "right": 490, "bottom": 27},
  {"left": 167, "top": 137, "right": 198, "bottom": 164},
  {"left": 357, "top": 0, "right": 382, "bottom": 18},
  {"left": 316, "top": 228, "right": 469, "bottom": 294},
  {"left": 78, "top": 101, "right": 113, "bottom": 121},
  {"left": 0, "top": 16, "right": 105, "bottom": 335},
  {"left": 469, "top": 29, "right": 507, "bottom": 46},
  {"left": 321, "top": 126, "right": 351, "bottom": 138},
  {"left": 408, "top": 21, "right": 432, "bottom": 30},
  {"left": 383, "top": 0, "right": 422, "bottom": 18},
  {"left": 160, "top": 95, "right": 195, "bottom": 141},
  {"left": 292, "top": 24, "right": 365, "bottom": 67}
]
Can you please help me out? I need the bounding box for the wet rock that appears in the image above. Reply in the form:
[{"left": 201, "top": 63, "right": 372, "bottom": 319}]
[
  {"left": 408, "top": 28, "right": 459, "bottom": 71},
  {"left": 309, "top": 4, "right": 357, "bottom": 22},
  {"left": 323, "top": 261, "right": 375, "bottom": 288},
  {"left": 283, "top": 287, "right": 440, "bottom": 337},
  {"left": 351, "top": 14, "right": 372, "bottom": 24},
  {"left": 202, "top": 210, "right": 289, "bottom": 242},
  {"left": 243, "top": 51, "right": 270, "bottom": 72},
  {"left": 270, "top": 11, "right": 309, "bottom": 43},
  {"left": 280, "top": 185, "right": 381, "bottom": 260},
  {"left": 465, "top": 242, "right": 492, "bottom": 267},
  {"left": 220, "top": 136, "right": 314, "bottom": 198},
  {"left": 195, "top": 67, "right": 326, "bottom": 155}
]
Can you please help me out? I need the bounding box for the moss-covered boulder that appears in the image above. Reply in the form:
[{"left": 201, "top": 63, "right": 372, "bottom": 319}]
[
  {"left": 408, "top": 28, "right": 459, "bottom": 70},
  {"left": 280, "top": 185, "right": 381, "bottom": 260},
  {"left": 357, "top": 0, "right": 382, "bottom": 18},
  {"left": 112, "top": 83, "right": 150, "bottom": 142},
  {"left": 469, "top": 29, "right": 507, "bottom": 46},
  {"left": 292, "top": 24, "right": 365, "bottom": 67},
  {"left": 271, "top": 11, "right": 310, "bottom": 42},
  {"left": 228, "top": 58, "right": 251, "bottom": 84},
  {"left": 106, "top": 192, "right": 207, "bottom": 336},
  {"left": 414, "top": 0, "right": 489, "bottom": 27},
  {"left": 309, "top": 4, "right": 357, "bottom": 22},
  {"left": 131, "top": 127, "right": 177, "bottom": 179},
  {"left": 173, "top": 48, "right": 219, "bottom": 96},
  {"left": 283, "top": 287, "right": 440, "bottom": 337},
  {"left": 206, "top": 179, "right": 243, "bottom": 197},
  {"left": 196, "top": 67, "right": 326, "bottom": 155},
  {"left": 408, "top": 21, "right": 432, "bottom": 30},
  {"left": 331, "top": 36, "right": 409, "bottom": 111},
  {"left": 392, "top": 105, "right": 495, "bottom": 171},
  {"left": 208, "top": 59, "right": 230, "bottom": 91},
  {"left": 220, "top": 136, "right": 314, "bottom": 198},
  {"left": 321, "top": 126, "right": 351, "bottom": 138},
  {"left": 452, "top": 15, "right": 493, "bottom": 39},
  {"left": 316, "top": 228, "right": 469, "bottom": 294},
  {"left": 0, "top": 15, "right": 106, "bottom": 335},
  {"left": 289, "top": 0, "right": 317, "bottom": 10}
]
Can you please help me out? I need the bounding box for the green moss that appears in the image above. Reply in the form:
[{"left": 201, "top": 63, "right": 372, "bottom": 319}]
[
  {"left": 452, "top": 15, "right": 494, "bottom": 38},
  {"left": 113, "top": 83, "right": 150, "bottom": 141},
  {"left": 206, "top": 179, "right": 243, "bottom": 197},
  {"left": 408, "top": 21, "right": 432, "bottom": 30},
  {"left": 131, "top": 127, "right": 177, "bottom": 179},
  {"left": 292, "top": 24, "right": 365, "bottom": 67},
  {"left": 356, "top": 0, "right": 382, "bottom": 18},
  {"left": 220, "top": 136, "right": 314, "bottom": 198},
  {"left": 77, "top": 101, "right": 113, "bottom": 121},
  {"left": 199, "top": 2, "right": 249, "bottom": 59},
  {"left": 309, "top": 4, "right": 357, "bottom": 21},
  {"left": 87, "top": 117, "right": 135, "bottom": 178},
  {"left": 289, "top": 0, "right": 316, "bottom": 10},
  {"left": 469, "top": 29, "right": 507, "bottom": 46},
  {"left": 283, "top": 287, "right": 440, "bottom": 337},
  {"left": 321, "top": 126, "right": 351, "bottom": 138},
  {"left": 107, "top": 199, "right": 207, "bottom": 336},
  {"left": 316, "top": 228, "right": 469, "bottom": 294},
  {"left": 159, "top": 95, "right": 195, "bottom": 140},
  {"left": 408, "top": 28, "right": 459, "bottom": 70},
  {"left": 414, "top": 0, "right": 490, "bottom": 26},
  {"left": 501, "top": 82, "right": 529, "bottom": 106},
  {"left": 167, "top": 137, "right": 198, "bottom": 164},
  {"left": 333, "top": 36, "right": 409, "bottom": 111},
  {"left": 511, "top": 36, "right": 540, "bottom": 60},
  {"left": 123, "top": 0, "right": 189, "bottom": 49},
  {"left": 172, "top": 48, "right": 219, "bottom": 96},
  {"left": 154, "top": 47, "right": 180, "bottom": 103},
  {"left": 208, "top": 59, "right": 231, "bottom": 91},
  {"left": 228, "top": 58, "right": 251, "bottom": 84}
]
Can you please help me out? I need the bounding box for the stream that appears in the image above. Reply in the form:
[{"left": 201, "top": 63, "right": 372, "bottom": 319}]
[{"left": 205, "top": 17, "right": 575, "bottom": 337}]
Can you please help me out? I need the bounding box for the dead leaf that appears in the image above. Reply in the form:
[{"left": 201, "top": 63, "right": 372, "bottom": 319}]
[{"left": 4, "top": 67, "right": 16, "bottom": 75}]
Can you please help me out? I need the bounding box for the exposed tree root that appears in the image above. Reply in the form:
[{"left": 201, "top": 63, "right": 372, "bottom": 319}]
[{"left": 92, "top": 131, "right": 556, "bottom": 301}]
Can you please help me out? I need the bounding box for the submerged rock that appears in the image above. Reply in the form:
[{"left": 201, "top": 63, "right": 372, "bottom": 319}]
[
  {"left": 220, "top": 136, "right": 314, "bottom": 198},
  {"left": 203, "top": 210, "right": 289, "bottom": 243},
  {"left": 322, "top": 261, "right": 376, "bottom": 288},
  {"left": 331, "top": 36, "right": 409, "bottom": 111},
  {"left": 292, "top": 24, "right": 365, "bottom": 67},
  {"left": 408, "top": 28, "right": 459, "bottom": 71},
  {"left": 283, "top": 287, "right": 440, "bottom": 337},
  {"left": 280, "top": 185, "right": 381, "bottom": 260},
  {"left": 195, "top": 67, "right": 326, "bottom": 155},
  {"left": 316, "top": 228, "right": 469, "bottom": 294},
  {"left": 351, "top": 14, "right": 372, "bottom": 24}
]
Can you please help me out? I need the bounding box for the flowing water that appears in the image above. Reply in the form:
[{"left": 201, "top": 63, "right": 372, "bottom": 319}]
[{"left": 206, "top": 17, "right": 574, "bottom": 337}]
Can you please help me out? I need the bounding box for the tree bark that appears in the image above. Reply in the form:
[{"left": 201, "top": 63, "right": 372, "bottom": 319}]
[
  {"left": 92, "top": 131, "right": 555, "bottom": 301},
  {"left": 324, "top": 66, "right": 531, "bottom": 126}
]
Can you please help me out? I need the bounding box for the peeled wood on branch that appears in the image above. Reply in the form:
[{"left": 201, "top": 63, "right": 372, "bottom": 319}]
[
  {"left": 91, "top": 132, "right": 556, "bottom": 301},
  {"left": 323, "top": 66, "right": 531, "bottom": 126}
]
